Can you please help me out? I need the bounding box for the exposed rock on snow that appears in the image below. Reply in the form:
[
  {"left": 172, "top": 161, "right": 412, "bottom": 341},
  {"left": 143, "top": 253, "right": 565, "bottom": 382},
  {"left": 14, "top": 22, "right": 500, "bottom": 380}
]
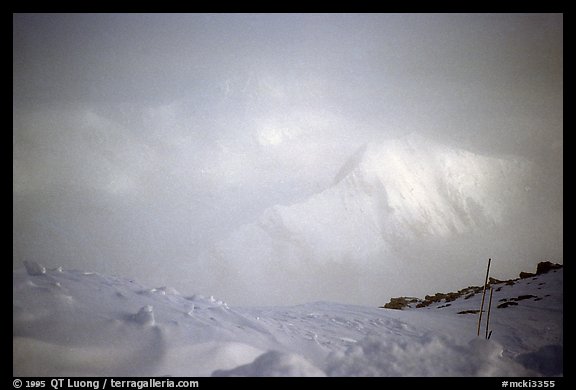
[
  {"left": 13, "top": 264, "right": 562, "bottom": 377},
  {"left": 381, "top": 262, "right": 562, "bottom": 311}
]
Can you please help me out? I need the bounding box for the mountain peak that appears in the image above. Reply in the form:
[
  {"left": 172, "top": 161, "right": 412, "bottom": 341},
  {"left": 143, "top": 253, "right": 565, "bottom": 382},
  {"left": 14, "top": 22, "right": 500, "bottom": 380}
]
[
  {"left": 197, "top": 134, "right": 535, "bottom": 306},
  {"left": 331, "top": 133, "right": 438, "bottom": 187},
  {"left": 333, "top": 143, "right": 368, "bottom": 185}
]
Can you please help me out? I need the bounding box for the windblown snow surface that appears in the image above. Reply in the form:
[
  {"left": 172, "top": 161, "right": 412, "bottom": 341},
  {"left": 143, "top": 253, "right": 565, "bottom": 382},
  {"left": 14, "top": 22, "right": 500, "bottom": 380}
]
[{"left": 13, "top": 262, "right": 562, "bottom": 377}]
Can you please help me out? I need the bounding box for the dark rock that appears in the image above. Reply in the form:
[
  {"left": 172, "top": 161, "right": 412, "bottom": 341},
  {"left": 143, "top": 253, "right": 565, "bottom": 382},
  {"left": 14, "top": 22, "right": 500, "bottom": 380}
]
[
  {"left": 445, "top": 292, "right": 460, "bottom": 302},
  {"left": 512, "top": 294, "right": 537, "bottom": 301},
  {"left": 382, "top": 296, "right": 419, "bottom": 310},
  {"left": 536, "top": 261, "right": 563, "bottom": 275},
  {"left": 497, "top": 301, "right": 519, "bottom": 309},
  {"left": 380, "top": 261, "right": 561, "bottom": 312},
  {"left": 382, "top": 298, "right": 407, "bottom": 310},
  {"left": 458, "top": 309, "right": 480, "bottom": 314}
]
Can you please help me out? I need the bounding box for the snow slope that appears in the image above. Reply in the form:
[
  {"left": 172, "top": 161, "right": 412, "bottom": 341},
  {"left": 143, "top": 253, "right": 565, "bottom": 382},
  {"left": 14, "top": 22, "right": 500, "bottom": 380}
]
[
  {"left": 195, "top": 133, "right": 538, "bottom": 306},
  {"left": 13, "top": 262, "right": 562, "bottom": 377}
]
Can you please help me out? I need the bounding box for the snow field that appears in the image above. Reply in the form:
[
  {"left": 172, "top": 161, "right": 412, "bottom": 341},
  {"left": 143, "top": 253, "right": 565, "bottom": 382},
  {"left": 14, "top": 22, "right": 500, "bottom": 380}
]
[{"left": 13, "top": 262, "right": 562, "bottom": 376}]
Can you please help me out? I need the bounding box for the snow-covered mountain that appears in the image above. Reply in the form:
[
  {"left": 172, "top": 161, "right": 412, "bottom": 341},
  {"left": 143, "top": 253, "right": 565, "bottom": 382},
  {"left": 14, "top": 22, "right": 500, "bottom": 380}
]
[
  {"left": 13, "top": 261, "right": 562, "bottom": 376},
  {"left": 196, "top": 134, "right": 535, "bottom": 306}
]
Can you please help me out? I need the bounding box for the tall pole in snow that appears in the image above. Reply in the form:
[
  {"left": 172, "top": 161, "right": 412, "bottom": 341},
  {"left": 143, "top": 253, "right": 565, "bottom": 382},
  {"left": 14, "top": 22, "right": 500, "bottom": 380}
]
[
  {"left": 477, "top": 258, "right": 491, "bottom": 336},
  {"left": 485, "top": 286, "right": 494, "bottom": 339}
]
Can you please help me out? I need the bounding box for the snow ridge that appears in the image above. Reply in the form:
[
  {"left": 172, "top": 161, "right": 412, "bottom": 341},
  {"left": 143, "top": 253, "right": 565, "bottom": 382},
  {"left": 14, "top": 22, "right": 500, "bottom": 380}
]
[
  {"left": 333, "top": 143, "right": 368, "bottom": 185},
  {"left": 197, "top": 134, "right": 534, "bottom": 306},
  {"left": 13, "top": 262, "right": 562, "bottom": 377}
]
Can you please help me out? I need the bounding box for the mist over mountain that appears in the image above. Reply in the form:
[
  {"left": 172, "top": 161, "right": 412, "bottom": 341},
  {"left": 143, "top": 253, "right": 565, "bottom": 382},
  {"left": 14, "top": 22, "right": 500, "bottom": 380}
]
[
  {"left": 13, "top": 14, "right": 562, "bottom": 309},
  {"left": 194, "top": 134, "right": 557, "bottom": 306}
]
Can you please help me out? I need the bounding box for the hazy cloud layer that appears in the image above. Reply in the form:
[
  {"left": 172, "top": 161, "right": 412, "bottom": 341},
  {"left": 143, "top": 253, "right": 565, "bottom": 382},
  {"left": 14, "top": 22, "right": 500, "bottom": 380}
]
[{"left": 13, "top": 13, "right": 562, "bottom": 303}]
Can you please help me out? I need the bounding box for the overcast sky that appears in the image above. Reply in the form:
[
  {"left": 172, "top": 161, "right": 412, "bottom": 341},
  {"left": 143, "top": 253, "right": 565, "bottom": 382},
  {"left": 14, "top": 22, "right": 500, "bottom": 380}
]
[{"left": 13, "top": 13, "right": 562, "bottom": 302}]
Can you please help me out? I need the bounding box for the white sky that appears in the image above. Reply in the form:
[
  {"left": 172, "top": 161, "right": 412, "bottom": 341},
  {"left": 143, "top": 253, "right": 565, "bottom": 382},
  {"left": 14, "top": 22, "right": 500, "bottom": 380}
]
[{"left": 13, "top": 13, "right": 562, "bottom": 304}]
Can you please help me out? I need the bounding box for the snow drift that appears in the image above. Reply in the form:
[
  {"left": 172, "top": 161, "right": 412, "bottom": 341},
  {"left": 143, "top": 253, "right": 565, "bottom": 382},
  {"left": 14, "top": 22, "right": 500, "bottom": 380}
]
[{"left": 13, "top": 261, "right": 562, "bottom": 377}]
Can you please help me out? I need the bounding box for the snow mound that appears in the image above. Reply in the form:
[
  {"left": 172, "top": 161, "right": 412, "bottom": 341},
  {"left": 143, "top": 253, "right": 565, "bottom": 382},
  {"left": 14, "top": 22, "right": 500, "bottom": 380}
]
[
  {"left": 212, "top": 350, "right": 326, "bottom": 377},
  {"left": 13, "top": 328, "right": 165, "bottom": 376},
  {"left": 13, "top": 264, "right": 562, "bottom": 376},
  {"left": 515, "top": 345, "right": 563, "bottom": 376},
  {"left": 325, "top": 334, "right": 533, "bottom": 377},
  {"left": 131, "top": 305, "right": 155, "bottom": 326},
  {"left": 24, "top": 260, "right": 46, "bottom": 276},
  {"left": 159, "top": 341, "right": 265, "bottom": 377}
]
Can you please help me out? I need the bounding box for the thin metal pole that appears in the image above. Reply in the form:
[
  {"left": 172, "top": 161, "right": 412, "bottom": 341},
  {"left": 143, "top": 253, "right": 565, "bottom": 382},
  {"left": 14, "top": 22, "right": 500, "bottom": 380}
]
[
  {"left": 477, "top": 258, "right": 491, "bottom": 336},
  {"left": 485, "top": 286, "right": 494, "bottom": 339}
]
